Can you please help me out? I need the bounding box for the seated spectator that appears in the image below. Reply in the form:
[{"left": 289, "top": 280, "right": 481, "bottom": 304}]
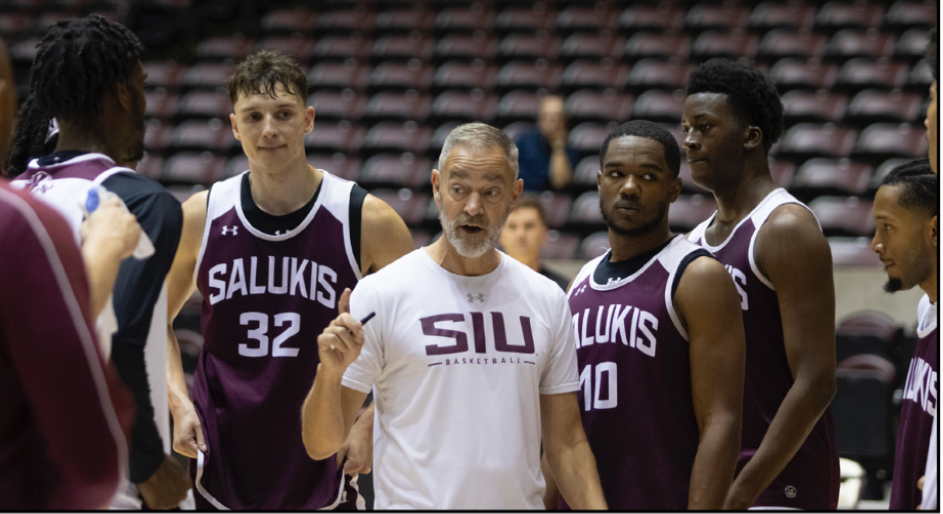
[
  {"left": 499, "top": 194, "right": 570, "bottom": 290},
  {"left": 515, "top": 95, "right": 580, "bottom": 192}
]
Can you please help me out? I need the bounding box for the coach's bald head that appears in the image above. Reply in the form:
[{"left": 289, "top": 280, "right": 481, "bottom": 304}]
[{"left": 0, "top": 39, "right": 16, "bottom": 163}]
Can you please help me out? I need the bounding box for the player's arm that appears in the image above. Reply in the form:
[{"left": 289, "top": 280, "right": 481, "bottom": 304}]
[
  {"left": 0, "top": 190, "right": 130, "bottom": 509},
  {"left": 674, "top": 256, "right": 746, "bottom": 509},
  {"left": 165, "top": 191, "right": 208, "bottom": 459},
  {"left": 540, "top": 392, "right": 607, "bottom": 510},
  {"left": 360, "top": 194, "right": 414, "bottom": 275},
  {"left": 302, "top": 289, "right": 370, "bottom": 460},
  {"left": 724, "top": 205, "right": 837, "bottom": 509}
]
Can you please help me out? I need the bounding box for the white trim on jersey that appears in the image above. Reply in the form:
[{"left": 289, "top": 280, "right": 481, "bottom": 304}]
[
  {"left": 0, "top": 187, "right": 129, "bottom": 487},
  {"left": 658, "top": 236, "right": 704, "bottom": 342},
  {"left": 26, "top": 151, "right": 117, "bottom": 169},
  {"left": 195, "top": 450, "right": 229, "bottom": 510},
  {"left": 745, "top": 189, "right": 821, "bottom": 292}
]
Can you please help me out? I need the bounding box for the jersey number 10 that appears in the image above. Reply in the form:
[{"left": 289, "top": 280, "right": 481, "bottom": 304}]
[
  {"left": 579, "top": 362, "right": 618, "bottom": 411},
  {"left": 239, "top": 312, "right": 301, "bottom": 357}
]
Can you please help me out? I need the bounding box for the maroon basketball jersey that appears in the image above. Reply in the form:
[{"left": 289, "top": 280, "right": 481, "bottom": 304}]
[
  {"left": 566, "top": 235, "right": 707, "bottom": 510},
  {"left": 688, "top": 188, "right": 839, "bottom": 509},
  {"left": 890, "top": 299, "right": 938, "bottom": 510},
  {"left": 193, "top": 170, "right": 360, "bottom": 509}
]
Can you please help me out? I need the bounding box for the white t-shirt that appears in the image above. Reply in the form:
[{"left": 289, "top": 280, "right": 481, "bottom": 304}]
[{"left": 342, "top": 248, "right": 579, "bottom": 510}]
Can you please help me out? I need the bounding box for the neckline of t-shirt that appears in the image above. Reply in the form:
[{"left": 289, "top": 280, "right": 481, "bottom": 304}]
[
  {"left": 699, "top": 187, "right": 785, "bottom": 252},
  {"left": 418, "top": 247, "right": 508, "bottom": 282},
  {"left": 918, "top": 301, "right": 938, "bottom": 337}
]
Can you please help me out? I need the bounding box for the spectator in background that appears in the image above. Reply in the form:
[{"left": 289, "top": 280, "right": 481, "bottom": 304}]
[
  {"left": 515, "top": 95, "right": 580, "bottom": 192},
  {"left": 8, "top": 15, "right": 189, "bottom": 510},
  {"left": 0, "top": 37, "right": 135, "bottom": 510},
  {"left": 869, "top": 160, "right": 938, "bottom": 511},
  {"left": 499, "top": 194, "right": 569, "bottom": 290}
]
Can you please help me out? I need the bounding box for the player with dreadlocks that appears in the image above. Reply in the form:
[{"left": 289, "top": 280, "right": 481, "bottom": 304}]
[
  {"left": 682, "top": 59, "right": 839, "bottom": 510},
  {"left": 9, "top": 14, "right": 190, "bottom": 510}
]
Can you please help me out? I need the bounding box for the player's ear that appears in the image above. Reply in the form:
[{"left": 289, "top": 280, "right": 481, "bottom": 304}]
[
  {"left": 743, "top": 125, "right": 763, "bottom": 151},
  {"left": 511, "top": 177, "right": 524, "bottom": 202},
  {"left": 930, "top": 215, "right": 938, "bottom": 248},
  {"left": 304, "top": 105, "right": 315, "bottom": 134},
  {"left": 669, "top": 175, "right": 683, "bottom": 203},
  {"left": 230, "top": 113, "right": 241, "bottom": 141},
  {"left": 114, "top": 80, "right": 132, "bottom": 112}
]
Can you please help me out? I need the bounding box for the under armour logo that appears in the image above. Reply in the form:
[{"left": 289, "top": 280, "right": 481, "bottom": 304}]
[
  {"left": 222, "top": 225, "right": 238, "bottom": 236},
  {"left": 784, "top": 486, "right": 797, "bottom": 499},
  {"left": 574, "top": 285, "right": 587, "bottom": 296},
  {"left": 466, "top": 293, "right": 484, "bottom": 303},
  {"left": 26, "top": 172, "right": 53, "bottom": 194},
  {"left": 606, "top": 277, "right": 619, "bottom": 285}
]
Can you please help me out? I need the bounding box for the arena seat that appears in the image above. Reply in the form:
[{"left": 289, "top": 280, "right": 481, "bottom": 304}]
[
  {"left": 434, "top": 34, "right": 499, "bottom": 62},
  {"left": 816, "top": 2, "right": 884, "bottom": 32},
  {"left": 625, "top": 59, "right": 693, "bottom": 93},
  {"left": 870, "top": 157, "right": 912, "bottom": 190},
  {"left": 494, "top": 6, "right": 557, "bottom": 33},
  {"left": 884, "top": 0, "right": 939, "bottom": 31},
  {"left": 572, "top": 155, "right": 600, "bottom": 187},
  {"left": 498, "top": 33, "right": 563, "bottom": 62},
  {"left": 196, "top": 36, "right": 254, "bottom": 60},
  {"left": 846, "top": 90, "right": 923, "bottom": 124},
  {"left": 376, "top": 9, "right": 435, "bottom": 32},
  {"left": 431, "top": 121, "right": 462, "bottom": 149},
  {"left": 541, "top": 232, "right": 580, "bottom": 260},
  {"left": 808, "top": 196, "right": 875, "bottom": 237},
  {"left": 781, "top": 90, "right": 848, "bottom": 124},
  {"left": 430, "top": 91, "right": 497, "bottom": 122},
  {"left": 164, "top": 153, "right": 225, "bottom": 185},
  {"left": 568, "top": 191, "right": 605, "bottom": 227},
  {"left": 757, "top": 31, "right": 828, "bottom": 62},
  {"left": 624, "top": 33, "right": 692, "bottom": 62},
  {"left": 145, "top": 91, "right": 179, "bottom": 120},
  {"left": 495, "top": 90, "right": 541, "bottom": 122},
  {"left": 369, "top": 189, "right": 428, "bottom": 225},
  {"left": 557, "top": 6, "right": 620, "bottom": 33},
  {"left": 367, "top": 61, "right": 434, "bottom": 92},
  {"left": 176, "top": 90, "right": 230, "bottom": 119},
  {"left": 260, "top": 8, "right": 317, "bottom": 33},
  {"left": 502, "top": 122, "right": 533, "bottom": 144},
  {"left": 433, "top": 61, "right": 498, "bottom": 91},
  {"left": 359, "top": 153, "right": 430, "bottom": 188},
  {"left": 668, "top": 195, "right": 717, "bottom": 232},
  {"left": 834, "top": 59, "right": 908, "bottom": 93},
  {"left": 181, "top": 63, "right": 233, "bottom": 89},
  {"left": 316, "top": 9, "right": 376, "bottom": 34},
  {"left": 257, "top": 36, "right": 316, "bottom": 62},
  {"left": 619, "top": 6, "right": 684, "bottom": 32},
  {"left": 769, "top": 160, "right": 797, "bottom": 188},
  {"left": 905, "top": 59, "right": 935, "bottom": 91},
  {"left": 372, "top": 35, "right": 434, "bottom": 62},
  {"left": 768, "top": 59, "right": 838, "bottom": 92},
  {"left": 565, "top": 91, "right": 633, "bottom": 124},
  {"left": 495, "top": 61, "right": 563, "bottom": 92},
  {"left": 691, "top": 31, "right": 759, "bottom": 61},
  {"left": 748, "top": 3, "right": 816, "bottom": 32},
  {"left": 560, "top": 60, "right": 630, "bottom": 92},
  {"left": 307, "top": 91, "right": 366, "bottom": 122},
  {"left": 144, "top": 121, "right": 171, "bottom": 152},
  {"left": 136, "top": 155, "right": 164, "bottom": 181},
  {"left": 829, "top": 237, "right": 883, "bottom": 268},
  {"left": 362, "top": 122, "right": 431, "bottom": 153},
  {"left": 578, "top": 231, "right": 611, "bottom": 260},
  {"left": 143, "top": 62, "right": 185, "bottom": 90},
  {"left": 0, "top": 13, "right": 32, "bottom": 39},
  {"left": 410, "top": 230, "right": 431, "bottom": 249},
  {"left": 853, "top": 123, "right": 927, "bottom": 161},
  {"left": 304, "top": 122, "right": 366, "bottom": 153},
  {"left": 838, "top": 310, "right": 900, "bottom": 343},
  {"left": 314, "top": 36, "right": 372, "bottom": 61},
  {"left": 825, "top": 30, "right": 896, "bottom": 61},
  {"left": 307, "top": 62, "right": 370, "bottom": 91},
  {"left": 223, "top": 155, "right": 250, "bottom": 179},
  {"left": 893, "top": 28, "right": 934, "bottom": 63},
  {"left": 568, "top": 123, "right": 613, "bottom": 154},
  {"left": 560, "top": 33, "right": 625, "bottom": 62},
  {"left": 363, "top": 92, "right": 431, "bottom": 122},
  {"left": 684, "top": 5, "right": 750, "bottom": 32},
  {"left": 633, "top": 90, "right": 686, "bottom": 123},
  {"left": 168, "top": 120, "right": 232, "bottom": 152},
  {"left": 777, "top": 124, "right": 857, "bottom": 160},
  {"left": 308, "top": 154, "right": 361, "bottom": 181},
  {"left": 536, "top": 193, "right": 573, "bottom": 230},
  {"left": 792, "top": 158, "right": 873, "bottom": 196},
  {"left": 435, "top": 7, "right": 495, "bottom": 33},
  {"left": 832, "top": 368, "right": 894, "bottom": 459}
]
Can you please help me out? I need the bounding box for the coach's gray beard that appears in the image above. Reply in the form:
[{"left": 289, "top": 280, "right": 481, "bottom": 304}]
[{"left": 438, "top": 209, "right": 501, "bottom": 259}]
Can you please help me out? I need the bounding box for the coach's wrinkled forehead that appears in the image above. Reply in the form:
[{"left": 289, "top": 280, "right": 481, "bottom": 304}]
[{"left": 437, "top": 123, "right": 519, "bottom": 180}]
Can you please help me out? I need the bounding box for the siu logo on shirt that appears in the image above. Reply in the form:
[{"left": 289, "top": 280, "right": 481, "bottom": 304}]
[{"left": 421, "top": 312, "right": 537, "bottom": 367}]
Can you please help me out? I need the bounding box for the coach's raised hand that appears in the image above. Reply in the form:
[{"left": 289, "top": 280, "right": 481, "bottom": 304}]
[{"left": 316, "top": 288, "right": 365, "bottom": 376}]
